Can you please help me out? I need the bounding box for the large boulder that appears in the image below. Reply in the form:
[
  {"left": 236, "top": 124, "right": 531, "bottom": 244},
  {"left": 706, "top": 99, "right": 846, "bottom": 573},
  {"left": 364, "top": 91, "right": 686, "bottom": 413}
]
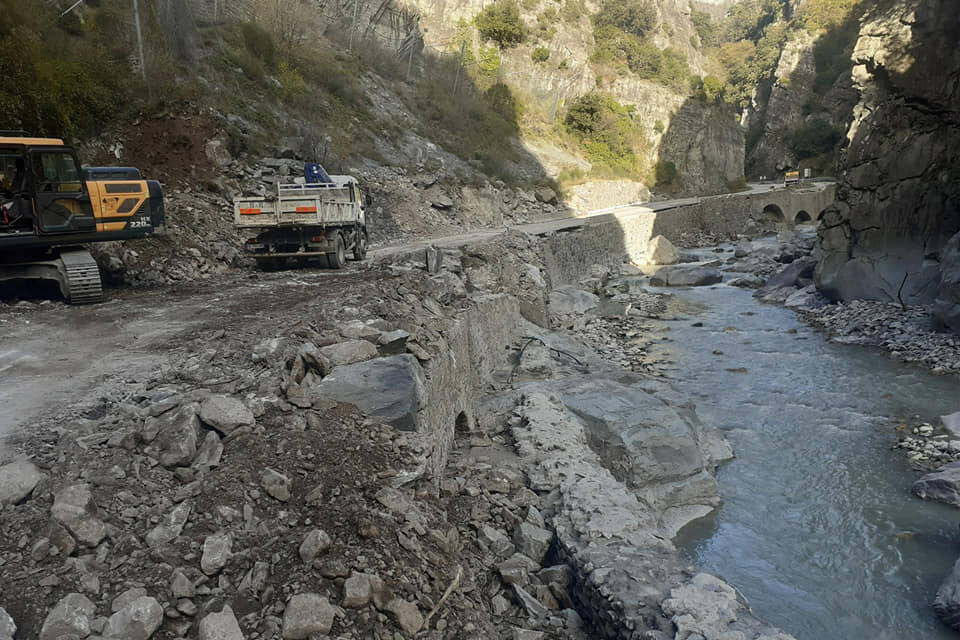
[
  {"left": 934, "top": 232, "right": 960, "bottom": 332},
  {"left": 39, "top": 593, "right": 95, "bottom": 640},
  {"left": 104, "top": 596, "right": 163, "bottom": 640},
  {"left": 51, "top": 484, "right": 107, "bottom": 547},
  {"left": 199, "top": 395, "right": 255, "bottom": 435},
  {"left": 318, "top": 340, "right": 379, "bottom": 367},
  {"left": 0, "top": 459, "right": 43, "bottom": 505},
  {"left": 936, "top": 557, "right": 960, "bottom": 630},
  {"left": 313, "top": 355, "right": 427, "bottom": 430},
  {"left": 282, "top": 594, "right": 335, "bottom": 638},
  {"left": 198, "top": 605, "right": 244, "bottom": 640},
  {"left": 645, "top": 235, "right": 680, "bottom": 266},
  {"left": 650, "top": 266, "right": 722, "bottom": 287},
  {"left": 913, "top": 461, "right": 960, "bottom": 507},
  {"left": 150, "top": 405, "right": 200, "bottom": 468},
  {"left": 757, "top": 256, "right": 818, "bottom": 297},
  {"left": 0, "top": 607, "right": 15, "bottom": 640},
  {"left": 548, "top": 286, "right": 598, "bottom": 316}
]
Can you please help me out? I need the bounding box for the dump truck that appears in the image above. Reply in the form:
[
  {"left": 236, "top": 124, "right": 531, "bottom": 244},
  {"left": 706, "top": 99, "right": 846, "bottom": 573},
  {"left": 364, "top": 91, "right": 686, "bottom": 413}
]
[
  {"left": 233, "top": 165, "right": 368, "bottom": 269},
  {"left": 0, "top": 131, "right": 165, "bottom": 303},
  {"left": 784, "top": 170, "right": 800, "bottom": 186}
]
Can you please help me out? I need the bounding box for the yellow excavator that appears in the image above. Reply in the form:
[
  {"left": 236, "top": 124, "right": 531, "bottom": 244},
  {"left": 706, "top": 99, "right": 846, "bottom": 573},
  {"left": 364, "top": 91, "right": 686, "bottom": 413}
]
[{"left": 0, "top": 131, "right": 164, "bottom": 303}]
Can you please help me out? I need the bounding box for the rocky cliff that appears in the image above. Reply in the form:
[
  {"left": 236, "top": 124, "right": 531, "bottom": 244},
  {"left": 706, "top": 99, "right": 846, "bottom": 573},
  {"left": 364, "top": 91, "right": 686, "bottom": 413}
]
[{"left": 815, "top": 0, "right": 960, "bottom": 316}]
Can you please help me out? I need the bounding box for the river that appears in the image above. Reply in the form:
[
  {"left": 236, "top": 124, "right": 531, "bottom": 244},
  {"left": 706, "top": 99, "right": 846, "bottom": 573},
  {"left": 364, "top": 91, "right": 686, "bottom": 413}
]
[{"left": 645, "top": 276, "right": 960, "bottom": 640}]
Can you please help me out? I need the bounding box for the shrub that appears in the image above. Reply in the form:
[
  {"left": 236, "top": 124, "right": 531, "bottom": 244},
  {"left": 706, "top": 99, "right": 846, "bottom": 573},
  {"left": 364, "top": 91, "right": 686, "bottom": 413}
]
[
  {"left": 592, "top": 25, "right": 691, "bottom": 91},
  {"left": 796, "top": 0, "right": 860, "bottom": 31},
  {"left": 475, "top": 1, "right": 527, "bottom": 48},
  {"left": 0, "top": 1, "right": 136, "bottom": 138},
  {"left": 790, "top": 119, "right": 843, "bottom": 158},
  {"left": 532, "top": 46, "right": 550, "bottom": 63},
  {"left": 690, "top": 10, "right": 717, "bottom": 47},
  {"left": 484, "top": 82, "right": 522, "bottom": 122},
  {"left": 592, "top": 0, "right": 657, "bottom": 38},
  {"left": 564, "top": 92, "right": 641, "bottom": 175},
  {"left": 654, "top": 160, "right": 679, "bottom": 188},
  {"left": 241, "top": 21, "right": 276, "bottom": 67},
  {"left": 561, "top": 0, "right": 587, "bottom": 24}
]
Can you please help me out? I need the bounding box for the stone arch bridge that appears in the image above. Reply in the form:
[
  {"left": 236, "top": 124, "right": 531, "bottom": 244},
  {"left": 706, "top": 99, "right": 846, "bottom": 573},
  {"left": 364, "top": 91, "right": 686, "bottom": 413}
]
[{"left": 576, "top": 182, "right": 837, "bottom": 263}]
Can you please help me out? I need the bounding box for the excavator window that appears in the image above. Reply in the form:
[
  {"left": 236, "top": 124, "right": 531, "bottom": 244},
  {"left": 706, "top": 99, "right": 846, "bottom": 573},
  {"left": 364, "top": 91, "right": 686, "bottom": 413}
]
[{"left": 31, "top": 151, "right": 83, "bottom": 193}]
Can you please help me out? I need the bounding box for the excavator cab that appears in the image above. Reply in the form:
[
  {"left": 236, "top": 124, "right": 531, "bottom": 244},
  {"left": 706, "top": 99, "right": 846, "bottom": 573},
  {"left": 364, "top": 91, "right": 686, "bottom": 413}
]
[{"left": 27, "top": 147, "right": 96, "bottom": 234}]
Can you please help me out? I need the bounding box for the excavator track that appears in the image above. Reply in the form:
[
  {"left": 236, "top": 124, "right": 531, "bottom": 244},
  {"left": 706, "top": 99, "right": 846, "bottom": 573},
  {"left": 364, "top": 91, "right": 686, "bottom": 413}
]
[{"left": 58, "top": 249, "right": 104, "bottom": 304}]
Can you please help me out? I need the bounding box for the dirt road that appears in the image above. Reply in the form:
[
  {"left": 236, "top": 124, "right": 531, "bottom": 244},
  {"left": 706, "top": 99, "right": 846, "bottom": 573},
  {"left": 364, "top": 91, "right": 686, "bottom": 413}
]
[{"left": 0, "top": 185, "right": 791, "bottom": 458}]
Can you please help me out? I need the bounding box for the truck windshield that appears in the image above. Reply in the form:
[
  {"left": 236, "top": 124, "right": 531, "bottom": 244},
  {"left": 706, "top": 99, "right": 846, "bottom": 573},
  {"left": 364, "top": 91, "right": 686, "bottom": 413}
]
[{"left": 31, "top": 151, "right": 83, "bottom": 193}]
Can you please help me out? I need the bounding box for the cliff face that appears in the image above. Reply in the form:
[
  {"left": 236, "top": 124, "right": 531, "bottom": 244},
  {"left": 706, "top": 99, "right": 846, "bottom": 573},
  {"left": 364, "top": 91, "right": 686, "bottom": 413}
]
[
  {"left": 815, "top": 0, "right": 960, "bottom": 308},
  {"left": 658, "top": 101, "right": 745, "bottom": 195}
]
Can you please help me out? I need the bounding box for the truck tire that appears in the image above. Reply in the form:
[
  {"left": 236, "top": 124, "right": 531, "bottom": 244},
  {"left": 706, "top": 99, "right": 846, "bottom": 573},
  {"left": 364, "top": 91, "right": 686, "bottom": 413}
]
[
  {"left": 329, "top": 233, "right": 346, "bottom": 269},
  {"left": 352, "top": 228, "right": 368, "bottom": 261}
]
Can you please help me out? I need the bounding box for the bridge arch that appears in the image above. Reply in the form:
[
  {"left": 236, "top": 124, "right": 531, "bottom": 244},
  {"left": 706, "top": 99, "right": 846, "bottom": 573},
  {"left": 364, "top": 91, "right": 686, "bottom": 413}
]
[
  {"left": 795, "top": 210, "right": 812, "bottom": 224},
  {"left": 762, "top": 204, "right": 785, "bottom": 224}
]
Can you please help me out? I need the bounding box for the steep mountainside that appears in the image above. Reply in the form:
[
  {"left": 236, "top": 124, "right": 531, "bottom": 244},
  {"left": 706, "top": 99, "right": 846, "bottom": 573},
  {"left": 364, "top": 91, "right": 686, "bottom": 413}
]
[{"left": 814, "top": 0, "right": 960, "bottom": 310}]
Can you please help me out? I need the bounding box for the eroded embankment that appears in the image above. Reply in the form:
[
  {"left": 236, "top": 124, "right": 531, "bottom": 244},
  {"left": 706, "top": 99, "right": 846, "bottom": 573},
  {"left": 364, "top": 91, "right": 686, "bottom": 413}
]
[{"left": 0, "top": 219, "right": 792, "bottom": 640}]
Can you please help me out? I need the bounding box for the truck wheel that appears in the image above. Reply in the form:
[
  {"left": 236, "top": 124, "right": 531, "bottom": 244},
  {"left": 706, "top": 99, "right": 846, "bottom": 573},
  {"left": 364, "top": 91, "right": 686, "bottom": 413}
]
[
  {"left": 329, "top": 233, "right": 346, "bottom": 269},
  {"left": 352, "top": 229, "right": 368, "bottom": 261}
]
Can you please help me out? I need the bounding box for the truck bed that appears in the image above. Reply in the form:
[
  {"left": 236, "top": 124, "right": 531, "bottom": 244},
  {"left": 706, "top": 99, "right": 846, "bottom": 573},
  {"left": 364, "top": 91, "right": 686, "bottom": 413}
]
[{"left": 235, "top": 183, "right": 361, "bottom": 229}]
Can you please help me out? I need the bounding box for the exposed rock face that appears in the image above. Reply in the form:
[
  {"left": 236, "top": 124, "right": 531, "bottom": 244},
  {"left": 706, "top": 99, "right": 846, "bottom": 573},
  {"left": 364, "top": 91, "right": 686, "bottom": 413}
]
[
  {"left": 934, "top": 232, "right": 960, "bottom": 331},
  {"left": 658, "top": 100, "right": 745, "bottom": 196},
  {"left": 815, "top": 0, "right": 960, "bottom": 310}
]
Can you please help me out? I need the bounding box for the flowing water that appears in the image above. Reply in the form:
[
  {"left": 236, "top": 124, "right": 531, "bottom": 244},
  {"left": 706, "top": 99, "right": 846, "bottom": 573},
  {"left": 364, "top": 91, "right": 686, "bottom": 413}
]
[{"left": 645, "top": 273, "right": 960, "bottom": 640}]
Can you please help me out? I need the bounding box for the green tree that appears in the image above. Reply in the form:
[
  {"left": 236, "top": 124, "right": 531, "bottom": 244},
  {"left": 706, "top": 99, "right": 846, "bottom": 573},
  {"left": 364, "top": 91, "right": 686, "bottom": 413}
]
[
  {"left": 564, "top": 92, "right": 641, "bottom": 175},
  {"left": 475, "top": 0, "right": 527, "bottom": 48},
  {"left": 532, "top": 46, "right": 550, "bottom": 63},
  {"left": 690, "top": 10, "right": 717, "bottom": 47},
  {"left": 592, "top": 0, "right": 657, "bottom": 38}
]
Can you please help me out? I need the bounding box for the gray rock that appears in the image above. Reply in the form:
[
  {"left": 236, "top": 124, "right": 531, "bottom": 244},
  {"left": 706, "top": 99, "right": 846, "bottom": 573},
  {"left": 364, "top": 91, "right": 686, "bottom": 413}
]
[
  {"left": 39, "top": 593, "right": 96, "bottom": 640},
  {"left": 935, "top": 556, "right": 960, "bottom": 630},
  {"left": 479, "top": 525, "right": 515, "bottom": 560},
  {"left": 146, "top": 501, "right": 191, "bottom": 547},
  {"left": 342, "top": 572, "right": 372, "bottom": 608},
  {"left": 152, "top": 406, "right": 200, "bottom": 468},
  {"left": 729, "top": 274, "right": 764, "bottom": 289},
  {"left": 104, "top": 596, "right": 163, "bottom": 640},
  {"left": 913, "top": 462, "right": 960, "bottom": 507},
  {"left": 51, "top": 484, "right": 107, "bottom": 547},
  {"left": 650, "top": 266, "right": 723, "bottom": 287},
  {"left": 378, "top": 329, "right": 411, "bottom": 355},
  {"left": 512, "top": 628, "right": 545, "bottom": 640},
  {"left": 548, "top": 286, "right": 598, "bottom": 316},
  {"left": 318, "top": 340, "right": 378, "bottom": 367},
  {"left": 261, "top": 468, "right": 291, "bottom": 501},
  {"left": 199, "top": 396, "right": 255, "bottom": 435},
  {"left": 0, "top": 459, "right": 43, "bottom": 504},
  {"left": 534, "top": 186, "right": 558, "bottom": 205},
  {"left": 757, "top": 256, "right": 817, "bottom": 296},
  {"left": 645, "top": 235, "right": 680, "bottom": 265},
  {"left": 384, "top": 598, "right": 423, "bottom": 636},
  {"left": 512, "top": 585, "right": 548, "bottom": 619},
  {"left": 784, "top": 285, "right": 826, "bottom": 310},
  {"left": 198, "top": 605, "right": 244, "bottom": 640},
  {"left": 111, "top": 587, "right": 147, "bottom": 613},
  {"left": 430, "top": 194, "right": 454, "bottom": 209},
  {"left": 170, "top": 569, "right": 195, "bottom": 599},
  {"left": 0, "top": 607, "right": 15, "bottom": 640},
  {"left": 491, "top": 594, "right": 511, "bottom": 615},
  {"left": 513, "top": 522, "right": 552, "bottom": 564},
  {"left": 299, "top": 529, "right": 332, "bottom": 563},
  {"left": 943, "top": 412, "right": 960, "bottom": 439},
  {"left": 935, "top": 231, "right": 960, "bottom": 332},
  {"left": 314, "top": 354, "right": 427, "bottom": 431},
  {"left": 282, "top": 594, "right": 335, "bottom": 638},
  {"left": 201, "top": 532, "right": 232, "bottom": 575},
  {"left": 368, "top": 574, "right": 395, "bottom": 610},
  {"left": 193, "top": 431, "right": 224, "bottom": 468}
]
